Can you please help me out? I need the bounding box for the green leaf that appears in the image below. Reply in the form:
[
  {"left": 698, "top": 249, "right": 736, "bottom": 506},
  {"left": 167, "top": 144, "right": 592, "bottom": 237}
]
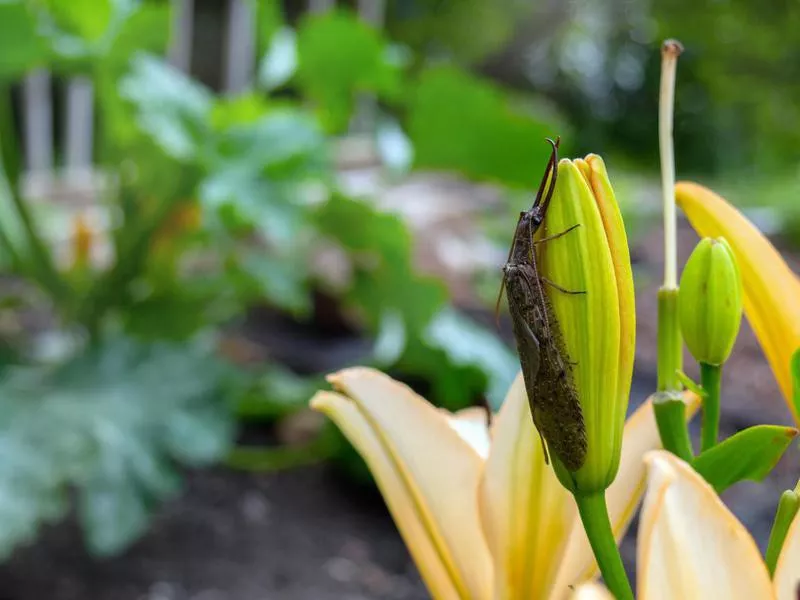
[
  {"left": 0, "top": 336, "right": 235, "bottom": 557},
  {"left": 408, "top": 66, "right": 561, "bottom": 187},
  {"left": 233, "top": 252, "right": 311, "bottom": 316},
  {"left": 119, "top": 53, "right": 214, "bottom": 160},
  {"left": 424, "top": 308, "right": 517, "bottom": 411},
  {"left": 693, "top": 425, "right": 798, "bottom": 493},
  {"left": 42, "top": 0, "right": 114, "bottom": 42},
  {"left": 0, "top": 2, "right": 50, "bottom": 79},
  {"left": 296, "top": 9, "right": 401, "bottom": 131}
]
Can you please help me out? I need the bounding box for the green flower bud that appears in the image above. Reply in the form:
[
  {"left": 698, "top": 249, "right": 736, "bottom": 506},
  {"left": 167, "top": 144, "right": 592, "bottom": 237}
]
[{"left": 678, "top": 237, "right": 743, "bottom": 365}]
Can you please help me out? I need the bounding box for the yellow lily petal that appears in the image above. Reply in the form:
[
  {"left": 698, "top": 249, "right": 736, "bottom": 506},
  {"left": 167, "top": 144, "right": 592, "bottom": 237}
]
[
  {"left": 311, "top": 390, "right": 459, "bottom": 599},
  {"left": 479, "top": 373, "right": 575, "bottom": 599},
  {"left": 570, "top": 583, "right": 615, "bottom": 600},
  {"left": 676, "top": 182, "right": 800, "bottom": 419},
  {"left": 773, "top": 509, "right": 800, "bottom": 599},
  {"left": 637, "top": 450, "right": 773, "bottom": 599},
  {"left": 551, "top": 392, "right": 701, "bottom": 596},
  {"left": 315, "top": 367, "right": 492, "bottom": 600}
]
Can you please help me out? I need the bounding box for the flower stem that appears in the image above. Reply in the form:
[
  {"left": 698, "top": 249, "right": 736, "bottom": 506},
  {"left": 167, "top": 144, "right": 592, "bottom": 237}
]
[
  {"left": 700, "top": 362, "right": 722, "bottom": 452},
  {"left": 766, "top": 487, "right": 800, "bottom": 575},
  {"left": 574, "top": 491, "right": 634, "bottom": 600},
  {"left": 653, "top": 391, "right": 694, "bottom": 462},
  {"left": 657, "top": 287, "right": 682, "bottom": 392},
  {"left": 659, "top": 39, "right": 683, "bottom": 290}
]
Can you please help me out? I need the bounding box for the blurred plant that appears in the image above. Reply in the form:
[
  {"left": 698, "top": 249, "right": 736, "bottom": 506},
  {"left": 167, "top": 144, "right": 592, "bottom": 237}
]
[{"left": 0, "top": 0, "right": 567, "bottom": 556}]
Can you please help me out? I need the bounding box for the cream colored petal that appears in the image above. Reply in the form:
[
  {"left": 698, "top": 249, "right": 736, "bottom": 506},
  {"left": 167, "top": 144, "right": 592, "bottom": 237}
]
[
  {"left": 326, "top": 367, "right": 492, "bottom": 600},
  {"left": 570, "top": 584, "right": 615, "bottom": 600},
  {"left": 552, "top": 393, "right": 701, "bottom": 597},
  {"left": 480, "top": 372, "right": 575, "bottom": 600},
  {"left": 637, "top": 451, "right": 773, "bottom": 600},
  {"left": 445, "top": 407, "right": 491, "bottom": 459},
  {"left": 312, "top": 391, "right": 460, "bottom": 599},
  {"left": 773, "top": 509, "right": 800, "bottom": 599}
]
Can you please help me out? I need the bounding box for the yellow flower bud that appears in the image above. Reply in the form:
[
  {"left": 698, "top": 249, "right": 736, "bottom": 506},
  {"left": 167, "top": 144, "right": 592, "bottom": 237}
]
[
  {"left": 678, "top": 237, "right": 743, "bottom": 366},
  {"left": 537, "top": 155, "right": 635, "bottom": 493}
]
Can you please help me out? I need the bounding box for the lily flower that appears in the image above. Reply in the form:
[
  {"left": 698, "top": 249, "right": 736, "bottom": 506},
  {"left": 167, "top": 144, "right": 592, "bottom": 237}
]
[
  {"left": 572, "top": 450, "right": 800, "bottom": 599},
  {"left": 311, "top": 368, "right": 698, "bottom": 599},
  {"left": 675, "top": 182, "right": 800, "bottom": 420}
]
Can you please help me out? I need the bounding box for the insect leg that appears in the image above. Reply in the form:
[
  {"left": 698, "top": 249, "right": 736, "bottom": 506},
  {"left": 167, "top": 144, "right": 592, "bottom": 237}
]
[
  {"left": 534, "top": 223, "right": 581, "bottom": 245},
  {"left": 541, "top": 277, "right": 586, "bottom": 295}
]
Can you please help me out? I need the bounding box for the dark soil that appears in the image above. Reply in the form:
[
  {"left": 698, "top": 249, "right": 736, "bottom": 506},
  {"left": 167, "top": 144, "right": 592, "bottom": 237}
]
[{"left": 0, "top": 215, "right": 798, "bottom": 599}]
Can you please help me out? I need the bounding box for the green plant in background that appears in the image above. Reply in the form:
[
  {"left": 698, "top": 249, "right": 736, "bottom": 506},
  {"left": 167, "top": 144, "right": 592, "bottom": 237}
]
[{"left": 0, "top": 0, "right": 567, "bottom": 556}]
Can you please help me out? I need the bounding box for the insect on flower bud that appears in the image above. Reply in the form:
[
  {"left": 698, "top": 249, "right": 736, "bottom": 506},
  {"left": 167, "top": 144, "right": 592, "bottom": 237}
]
[{"left": 678, "top": 237, "right": 743, "bottom": 366}]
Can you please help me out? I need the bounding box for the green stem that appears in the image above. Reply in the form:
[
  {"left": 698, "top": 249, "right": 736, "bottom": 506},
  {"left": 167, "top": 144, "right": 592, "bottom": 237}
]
[
  {"left": 657, "top": 287, "right": 682, "bottom": 392},
  {"left": 700, "top": 362, "right": 722, "bottom": 452},
  {"left": 574, "top": 492, "right": 634, "bottom": 600},
  {"left": 766, "top": 489, "right": 800, "bottom": 575},
  {"left": 653, "top": 391, "right": 694, "bottom": 462}
]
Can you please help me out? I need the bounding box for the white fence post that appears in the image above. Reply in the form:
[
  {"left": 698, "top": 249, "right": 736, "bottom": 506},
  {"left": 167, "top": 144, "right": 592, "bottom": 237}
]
[
  {"left": 351, "top": 0, "right": 386, "bottom": 136},
  {"left": 64, "top": 76, "right": 94, "bottom": 186},
  {"left": 22, "top": 70, "right": 54, "bottom": 179},
  {"left": 223, "top": 0, "right": 256, "bottom": 93},
  {"left": 169, "top": 0, "right": 195, "bottom": 72}
]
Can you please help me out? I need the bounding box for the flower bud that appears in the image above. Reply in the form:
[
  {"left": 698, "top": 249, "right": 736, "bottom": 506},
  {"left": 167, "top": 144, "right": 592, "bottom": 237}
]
[
  {"left": 538, "top": 155, "right": 635, "bottom": 493},
  {"left": 678, "top": 237, "right": 743, "bottom": 365}
]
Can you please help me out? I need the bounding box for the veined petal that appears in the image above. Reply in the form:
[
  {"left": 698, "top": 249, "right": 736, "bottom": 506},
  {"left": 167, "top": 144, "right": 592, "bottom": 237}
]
[
  {"left": 311, "top": 391, "right": 459, "bottom": 599},
  {"left": 570, "top": 584, "right": 615, "bottom": 600},
  {"left": 773, "top": 509, "right": 800, "bottom": 599},
  {"left": 637, "top": 451, "right": 773, "bottom": 600},
  {"left": 676, "top": 182, "right": 800, "bottom": 420},
  {"left": 318, "top": 367, "right": 492, "bottom": 600},
  {"left": 479, "top": 373, "right": 575, "bottom": 600},
  {"left": 551, "top": 392, "right": 701, "bottom": 597}
]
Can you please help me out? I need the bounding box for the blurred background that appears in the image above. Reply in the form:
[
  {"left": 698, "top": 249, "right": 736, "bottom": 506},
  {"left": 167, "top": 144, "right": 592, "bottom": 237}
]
[{"left": 0, "top": 0, "right": 797, "bottom": 598}]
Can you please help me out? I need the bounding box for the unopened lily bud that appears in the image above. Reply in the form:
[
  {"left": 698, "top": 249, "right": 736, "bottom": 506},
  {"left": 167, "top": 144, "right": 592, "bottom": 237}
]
[
  {"left": 539, "top": 155, "right": 635, "bottom": 494},
  {"left": 678, "top": 237, "right": 743, "bottom": 366}
]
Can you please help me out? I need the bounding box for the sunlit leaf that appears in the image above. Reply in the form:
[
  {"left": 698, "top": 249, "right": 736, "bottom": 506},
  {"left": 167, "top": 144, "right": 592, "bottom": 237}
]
[
  {"left": 258, "top": 26, "right": 297, "bottom": 91},
  {"left": 296, "top": 9, "right": 401, "bottom": 130},
  {"left": 408, "top": 66, "right": 558, "bottom": 187},
  {"left": 0, "top": 2, "right": 50, "bottom": 78},
  {"left": 693, "top": 424, "right": 798, "bottom": 493}
]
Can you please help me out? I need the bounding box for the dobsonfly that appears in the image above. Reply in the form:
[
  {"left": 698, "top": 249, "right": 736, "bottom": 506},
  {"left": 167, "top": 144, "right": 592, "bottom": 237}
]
[{"left": 496, "top": 138, "right": 587, "bottom": 471}]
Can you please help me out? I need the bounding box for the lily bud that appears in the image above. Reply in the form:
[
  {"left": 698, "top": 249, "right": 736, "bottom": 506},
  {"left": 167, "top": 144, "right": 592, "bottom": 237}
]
[
  {"left": 678, "top": 237, "right": 743, "bottom": 366},
  {"left": 538, "top": 155, "right": 635, "bottom": 493}
]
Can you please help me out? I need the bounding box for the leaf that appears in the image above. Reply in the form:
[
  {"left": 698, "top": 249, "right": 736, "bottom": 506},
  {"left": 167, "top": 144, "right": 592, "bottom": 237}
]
[
  {"left": 693, "top": 425, "right": 798, "bottom": 493},
  {"left": 258, "top": 26, "right": 297, "bottom": 91},
  {"left": 42, "top": 0, "right": 114, "bottom": 42},
  {"left": 296, "top": 9, "right": 401, "bottom": 131},
  {"left": 408, "top": 66, "right": 560, "bottom": 187},
  {"left": 0, "top": 2, "right": 50, "bottom": 79},
  {"left": 0, "top": 336, "right": 236, "bottom": 557},
  {"left": 119, "top": 53, "right": 214, "bottom": 160},
  {"left": 234, "top": 252, "right": 311, "bottom": 316},
  {"left": 424, "top": 308, "right": 517, "bottom": 410}
]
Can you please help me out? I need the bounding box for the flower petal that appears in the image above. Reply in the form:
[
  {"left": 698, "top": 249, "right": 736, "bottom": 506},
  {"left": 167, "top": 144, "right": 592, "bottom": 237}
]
[
  {"left": 318, "top": 367, "right": 492, "bottom": 600},
  {"left": 551, "top": 392, "right": 701, "bottom": 595},
  {"left": 311, "top": 390, "right": 459, "bottom": 599},
  {"left": 637, "top": 450, "right": 773, "bottom": 599},
  {"left": 445, "top": 407, "right": 491, "bottom": 459},
  {"left": 676, "top": 182, "right": 800, "bottom": 419},
  {"left": 773, "top": 509, "right": 800, "bottom": 599},
  {"left": 570, "top": 584, "right": 615, "bottom": 600},
  {"left": 479, "top": 373, "right": 575, "bottom": 599}
]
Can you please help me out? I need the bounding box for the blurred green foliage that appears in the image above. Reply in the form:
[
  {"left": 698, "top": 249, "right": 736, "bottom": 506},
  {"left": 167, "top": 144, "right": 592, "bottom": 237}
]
[{"left": 0, "top": 0, "right": 560, "bottom": 557}]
